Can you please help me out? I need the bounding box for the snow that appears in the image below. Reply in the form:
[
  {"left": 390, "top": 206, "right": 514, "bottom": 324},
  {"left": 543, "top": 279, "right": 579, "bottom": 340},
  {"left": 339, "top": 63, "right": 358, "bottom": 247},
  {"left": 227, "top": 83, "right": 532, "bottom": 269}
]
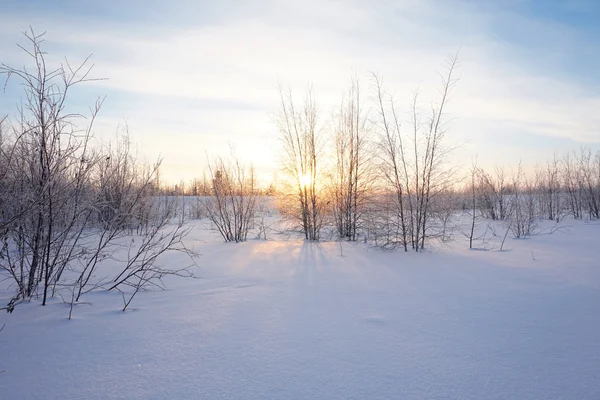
[{"left": 1, "top": 219, "right": 600, "bottom": 400}]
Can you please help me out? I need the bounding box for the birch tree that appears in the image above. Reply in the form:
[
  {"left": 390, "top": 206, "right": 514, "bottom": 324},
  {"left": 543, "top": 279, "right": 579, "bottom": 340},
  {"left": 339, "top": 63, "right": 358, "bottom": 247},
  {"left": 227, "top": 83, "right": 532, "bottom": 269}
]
[
  {"left": 276, "top": 87, "right": 323, "bottom": 240},
  {"left": 372, "top": 53, "right": 460, "bottom": 251},
  {"left": 330, "top": 79, "right": 373, "bottom": 241}
]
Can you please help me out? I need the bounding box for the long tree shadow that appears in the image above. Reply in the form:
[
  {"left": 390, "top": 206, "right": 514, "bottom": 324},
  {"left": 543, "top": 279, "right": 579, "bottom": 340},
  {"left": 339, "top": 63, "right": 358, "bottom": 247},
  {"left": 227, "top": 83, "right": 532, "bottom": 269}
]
[{"left": 295, "top": 242, "right": 329, "bottom": 287}]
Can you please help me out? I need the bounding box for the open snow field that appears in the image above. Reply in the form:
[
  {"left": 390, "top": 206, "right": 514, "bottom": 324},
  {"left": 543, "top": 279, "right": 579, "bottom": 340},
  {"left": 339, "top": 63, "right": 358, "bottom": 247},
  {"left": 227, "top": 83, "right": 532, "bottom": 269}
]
[{"left": 1, "top": 219, "right": 599, "bottom": 400}]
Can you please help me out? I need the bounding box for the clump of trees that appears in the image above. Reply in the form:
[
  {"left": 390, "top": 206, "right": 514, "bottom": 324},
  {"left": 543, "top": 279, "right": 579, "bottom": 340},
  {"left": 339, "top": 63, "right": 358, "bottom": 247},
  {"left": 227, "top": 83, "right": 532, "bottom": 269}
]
[
  {"left": 275, "top": 87, "right": 324, "bottom": 241},
  {"left": 274, "top": 55, "right": 461, "bottom": 251},
  {"left": 0, "top": 30, "right": 196, "bottom": 314},
  {"left": 460, "top": 148, "right": 600, "bottom": 250},
  {"left": 329, "top": 79, "right": 373, "bottom": 242},
  {"left": 270, "top": 53, "right": 599, "bottom": 250},
  {"left": 203, "top": 152, "right": 258, "bottom": 243},
  {"left": 476, "top": 150, "right": 600, "bottom": 226},
  {"left": 369, "top": 55, "right": 460, "bottom": 251}
]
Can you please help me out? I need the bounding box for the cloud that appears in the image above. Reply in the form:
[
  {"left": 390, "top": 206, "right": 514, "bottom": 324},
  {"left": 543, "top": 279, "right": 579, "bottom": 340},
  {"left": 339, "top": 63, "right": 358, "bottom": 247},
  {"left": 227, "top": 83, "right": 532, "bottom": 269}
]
[{"left": 0, "top": 0, "right": 598, "bottom": 183}]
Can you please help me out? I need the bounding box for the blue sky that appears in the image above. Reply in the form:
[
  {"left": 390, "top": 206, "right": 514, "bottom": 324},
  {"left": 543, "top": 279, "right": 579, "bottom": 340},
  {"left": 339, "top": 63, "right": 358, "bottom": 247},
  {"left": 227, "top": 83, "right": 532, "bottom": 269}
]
[{"left": 1, "top": 0, "right": 599, "bottom": 183}]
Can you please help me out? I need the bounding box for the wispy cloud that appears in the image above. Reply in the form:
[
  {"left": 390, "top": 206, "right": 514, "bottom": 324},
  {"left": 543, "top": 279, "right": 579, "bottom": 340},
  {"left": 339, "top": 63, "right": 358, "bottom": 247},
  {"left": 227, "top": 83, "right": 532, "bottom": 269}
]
[{"left": 0, "top": 0, "right": 598, "bottom": 182}]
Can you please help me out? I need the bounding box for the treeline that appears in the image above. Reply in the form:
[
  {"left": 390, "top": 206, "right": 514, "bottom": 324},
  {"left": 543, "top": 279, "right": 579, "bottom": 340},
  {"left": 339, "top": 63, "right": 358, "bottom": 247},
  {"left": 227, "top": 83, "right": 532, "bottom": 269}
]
[
  {"left": 474, "top": 152, "right": 600, "bottom": 223},
  {"left": 157, "top": 177, "right": 276, "bottom": 197},
  {"left": 464, "top": 152, "right": 600, "bottom": 244}
]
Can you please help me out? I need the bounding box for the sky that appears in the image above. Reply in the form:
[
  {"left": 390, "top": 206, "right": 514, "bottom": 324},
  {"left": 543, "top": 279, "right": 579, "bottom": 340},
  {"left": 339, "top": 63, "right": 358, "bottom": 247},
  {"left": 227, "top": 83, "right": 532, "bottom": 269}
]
[{"left": 0, "top": 0, "right": 599, "bottom": 185}]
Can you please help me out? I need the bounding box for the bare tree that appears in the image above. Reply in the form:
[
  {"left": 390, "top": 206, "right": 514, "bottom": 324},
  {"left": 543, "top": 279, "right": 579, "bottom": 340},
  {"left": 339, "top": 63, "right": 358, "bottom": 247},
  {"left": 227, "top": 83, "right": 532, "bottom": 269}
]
[
  {"left": 1, "top": 30, "right": 197, "bottom": 315},
  {"left": 276, "top": 86, "right": 323, "bottom": 240},
  {"left": 329, "top": 78, "right": 373, "bottom": 241},
  {"left": 0, "top": 29, "right": 103, "bottom": 305},
  {"left": 203, "top": 151, "right": 258, "bottom": 243},
  {"left": 562, "top": 151, "right": 584, "bottom": 220},
  {"left": 579, "top": 148, "right": 600, "bottom": 219},
  {"left": 535, "top": 154, "right": 561, "bottom": 221},
  {"left": 476, "top": 166, "right": 508, "bottom": 221},
  {"left": 507, "top": 163, "right": 537, "bottom": 238},
  {"left": 370, "top": 73, "right": 412, "bottom": 250},
  {"left": 468, "top": 159, "right": 478, "bottom": 249},
  {"left": 108, "top": 202, "right": 197, "bottom": 312},
  {"left": 70, "top": 133, "right": 162, "bottom": 303},
  {"left": 371, "top": 53, "right": 460, "bottom": 251}
]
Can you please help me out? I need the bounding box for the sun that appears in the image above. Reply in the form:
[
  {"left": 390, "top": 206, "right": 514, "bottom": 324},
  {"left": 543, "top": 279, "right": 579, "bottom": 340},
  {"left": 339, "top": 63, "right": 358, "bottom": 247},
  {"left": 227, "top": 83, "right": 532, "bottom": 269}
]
[{"left": 299, "top": 173, "right": 311, "bottom": 187}]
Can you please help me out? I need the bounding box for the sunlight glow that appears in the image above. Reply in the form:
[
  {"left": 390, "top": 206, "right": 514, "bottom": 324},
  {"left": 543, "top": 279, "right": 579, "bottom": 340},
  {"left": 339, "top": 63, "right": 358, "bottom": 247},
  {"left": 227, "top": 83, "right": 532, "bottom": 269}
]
[{"left": 299, "top": 173, "right": 311, "bottom": 188}]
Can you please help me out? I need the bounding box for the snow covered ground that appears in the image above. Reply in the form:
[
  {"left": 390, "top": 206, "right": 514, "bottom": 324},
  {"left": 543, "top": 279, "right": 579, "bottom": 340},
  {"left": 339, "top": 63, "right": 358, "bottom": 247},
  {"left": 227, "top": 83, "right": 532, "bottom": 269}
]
[{"left": 1, "top": 218, "right": 599, "bottom": 399}]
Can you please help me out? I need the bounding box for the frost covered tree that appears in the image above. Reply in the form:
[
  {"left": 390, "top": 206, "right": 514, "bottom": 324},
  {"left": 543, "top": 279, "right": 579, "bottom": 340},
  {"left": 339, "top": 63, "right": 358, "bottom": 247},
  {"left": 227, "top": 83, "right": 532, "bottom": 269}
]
[
  {"left": 0, "top": 30, "right": 196, "bottom": 313},
  {"left": 0, "top": 29, "right": 104, "bottom": 305}
]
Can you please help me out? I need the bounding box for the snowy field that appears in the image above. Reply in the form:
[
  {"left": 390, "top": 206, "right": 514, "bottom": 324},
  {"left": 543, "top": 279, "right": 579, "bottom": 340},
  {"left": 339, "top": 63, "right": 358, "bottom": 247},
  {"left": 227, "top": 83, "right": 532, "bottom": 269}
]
[{"left": 1, "top": 217, "right": 599, "bottom": 400}]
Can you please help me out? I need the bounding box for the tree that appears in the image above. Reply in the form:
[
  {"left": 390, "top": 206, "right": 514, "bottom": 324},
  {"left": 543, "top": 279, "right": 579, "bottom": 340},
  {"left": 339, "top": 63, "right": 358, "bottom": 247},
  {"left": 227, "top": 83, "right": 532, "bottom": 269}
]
[
  {"left": 580, "top": 148, "right": 600, "bottom": 219},
  {"left": 535, "top": 154, "right": 561, "bottom": 221},
  {"left": 0, "top": 29, "right": 103, "bottom": 305},
  {"left": 276, "top": 86, "right": 323, "bottom": 240},
  {"left": 506, "top": 163, "right": 537, "bottom": 238},
  {"left": 562, "top": 151, "right": 584, "bottom": 220},
  {"left": 372, "top": 53, "right": 460, "bottom": 251},
  {"left": 468, "top": 159, "right": 478, "bottom": 249},
  {"left": 329, "top": 78, "right": 373, "bottom": 241},
  {"left": 477, "top": 166, "right": 508, "bottom": 221},
  {"left": 203, "top": 150, "right": 258, "bottom": 243},
  {"left": 0, "top": 30, "right": 197, "bottom": 314}
]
